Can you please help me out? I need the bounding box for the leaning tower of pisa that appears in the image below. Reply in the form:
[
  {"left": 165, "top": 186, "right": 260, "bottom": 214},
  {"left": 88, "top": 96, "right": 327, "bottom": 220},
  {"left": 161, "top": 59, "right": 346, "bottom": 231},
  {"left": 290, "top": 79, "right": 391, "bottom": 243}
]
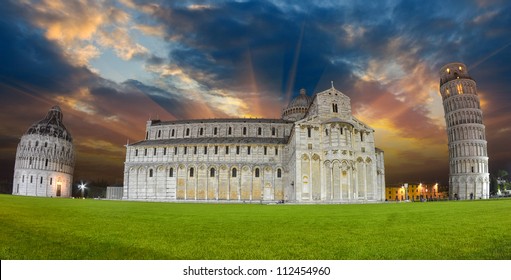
[{"left": 439, "top": 62, "right": 489, "bottom": 200}]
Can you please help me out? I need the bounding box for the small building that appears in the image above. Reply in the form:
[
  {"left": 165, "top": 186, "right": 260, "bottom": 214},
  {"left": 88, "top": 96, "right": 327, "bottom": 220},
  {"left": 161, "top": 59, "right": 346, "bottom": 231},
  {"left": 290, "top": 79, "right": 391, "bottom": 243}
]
[{"left": 385, "top": 183, "right": 448, "bottom": 201}]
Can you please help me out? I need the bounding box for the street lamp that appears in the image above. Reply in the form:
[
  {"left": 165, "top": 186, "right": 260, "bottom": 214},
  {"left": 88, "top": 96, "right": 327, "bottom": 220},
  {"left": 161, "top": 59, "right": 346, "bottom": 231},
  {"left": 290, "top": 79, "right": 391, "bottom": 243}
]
[{"left": 78, "top": 181, "right": 87, "bottom": 199}]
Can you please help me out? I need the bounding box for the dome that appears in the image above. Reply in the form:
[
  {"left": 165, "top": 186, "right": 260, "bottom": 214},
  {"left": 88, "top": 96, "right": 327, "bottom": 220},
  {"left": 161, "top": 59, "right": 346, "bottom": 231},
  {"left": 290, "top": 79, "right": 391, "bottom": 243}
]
[
  {"left": 282, "top": 89, "right": 312, "bottom": 121},
  {"left": 288, "top": 89, "right": 312, "bottom": 108},
  {"left": 25, "top": 105, "right": 72, "bottom": 142}
]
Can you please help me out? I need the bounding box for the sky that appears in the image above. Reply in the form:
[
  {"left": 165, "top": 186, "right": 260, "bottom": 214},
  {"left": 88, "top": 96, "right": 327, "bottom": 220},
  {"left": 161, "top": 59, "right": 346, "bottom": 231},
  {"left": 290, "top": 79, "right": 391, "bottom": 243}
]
[{"left": 1, "top": 0, "right": 511, "bottom": 186}]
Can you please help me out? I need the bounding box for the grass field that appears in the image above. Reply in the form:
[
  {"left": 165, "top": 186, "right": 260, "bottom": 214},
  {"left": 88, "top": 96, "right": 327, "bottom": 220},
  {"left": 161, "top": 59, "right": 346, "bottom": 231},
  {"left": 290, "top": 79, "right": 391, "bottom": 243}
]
[{"left": 1, "top": 194, "right": 510, "bottom": 260}]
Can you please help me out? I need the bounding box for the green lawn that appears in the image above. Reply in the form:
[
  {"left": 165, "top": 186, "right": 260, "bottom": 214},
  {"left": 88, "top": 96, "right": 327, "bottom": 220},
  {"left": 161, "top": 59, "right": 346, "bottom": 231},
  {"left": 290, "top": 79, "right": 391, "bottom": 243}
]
[{"left": 1, "top": 194, "right": 510, "bottom": 260}]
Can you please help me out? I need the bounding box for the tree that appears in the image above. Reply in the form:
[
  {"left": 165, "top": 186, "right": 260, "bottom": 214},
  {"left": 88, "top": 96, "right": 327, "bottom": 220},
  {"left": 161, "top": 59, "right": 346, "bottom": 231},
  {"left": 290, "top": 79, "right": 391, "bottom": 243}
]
[
  {"left": 497, "top": 169, "right": 508, "bottom": 180},
  {"left": 495, "top": 169, "right": 511, "bottom": 195},
  {"left": 490, "top": 176, "right": 499, "bottom": 196}
]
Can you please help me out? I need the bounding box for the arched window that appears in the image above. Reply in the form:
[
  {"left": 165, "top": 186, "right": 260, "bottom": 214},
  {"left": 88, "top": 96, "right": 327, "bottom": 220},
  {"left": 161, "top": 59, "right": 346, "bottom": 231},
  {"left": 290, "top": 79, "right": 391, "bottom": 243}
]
[
  {"left": 149, "top": 169, "right": 153, "bottom": 177},
  {"left": 457, "top": 84, "right": 463, "bottom": 94},
  {"left": 272, "top": 127, "right": 276, "bottom": 136},
  {"left": 200, "top": 127, "right": 204, "bottom": 135},
  {"left": 232, "top": 168, "right": 237, "bottom": 177},
  {"left": 171, "top": 129, "right": 175, "bottom": 137},
  {"left": 243, "top": 127, "right": 247, "bottom": 135},
  {"left": 277, "top": 168, "right": 282, "bottom": 178},
  {"left": 45, "top": 159, "right": 48, "bottom": 167},
  {"left": 135, "top": 149, "right": 138, "bottom": 156},
  {"left": 158, "top": 130, "right": 161, "bottom": 138},
  {"left": 210, "top": 168, "right": 215, "bottom": 177},
  {"left": 255, "top": 168, "right": 260, "bottom": 178},
  {"left": 169, "top": 168, "right": 174, "bottom": 177},
  {"left": 228, "top": 127, "right": 232, "bottom": 135},
  {"left": 189, "top": 167, "right": 194, "bottom": 177},
  {"left": 186, "top": 128, "right": 190, "bottom": 136},
  {"left": 258, "top": 127, "right": 262, "bottom": 135},
  {"left": 214, "top": 127, "right": 218, "bottom": 135}
]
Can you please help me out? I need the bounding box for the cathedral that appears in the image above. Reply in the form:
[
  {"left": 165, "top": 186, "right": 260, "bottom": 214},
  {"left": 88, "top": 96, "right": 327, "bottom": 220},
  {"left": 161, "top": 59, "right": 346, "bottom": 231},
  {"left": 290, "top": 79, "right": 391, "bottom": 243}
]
[
  {"left": 12, "top": 106, "right": 75, "bottom": 197},
  {"left": 123, "top": 85, "right": 386, "bottom": 203}
]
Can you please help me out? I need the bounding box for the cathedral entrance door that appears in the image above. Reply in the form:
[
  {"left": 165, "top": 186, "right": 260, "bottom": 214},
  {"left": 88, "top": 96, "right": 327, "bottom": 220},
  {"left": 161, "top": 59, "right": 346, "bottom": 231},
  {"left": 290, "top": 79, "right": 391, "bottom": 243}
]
[{"left": 56, "top": 185, "right": 61, "bottom": 197}]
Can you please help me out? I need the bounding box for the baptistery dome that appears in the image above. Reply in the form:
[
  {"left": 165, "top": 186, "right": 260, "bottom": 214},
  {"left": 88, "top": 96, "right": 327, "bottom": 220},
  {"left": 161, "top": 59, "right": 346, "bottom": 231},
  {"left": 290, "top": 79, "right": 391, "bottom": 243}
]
[
  {"left": 26, "top": 105, "right": 72, "bottom": 141},
  {"left": 12, "top": 106, "right": 74, "bottom": 197}
]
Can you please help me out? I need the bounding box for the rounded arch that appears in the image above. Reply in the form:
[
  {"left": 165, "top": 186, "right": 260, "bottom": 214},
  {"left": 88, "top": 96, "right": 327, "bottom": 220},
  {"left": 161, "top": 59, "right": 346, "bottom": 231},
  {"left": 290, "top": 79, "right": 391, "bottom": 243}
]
[
  {"left": 198, "top": 163, "right": 207, "bottom": 171},
  {"left": 341, "top": 160, "right": 350, "bottom": 170},
  {"left": 264, "top": 165, "right": 273, "bottom": 173}
]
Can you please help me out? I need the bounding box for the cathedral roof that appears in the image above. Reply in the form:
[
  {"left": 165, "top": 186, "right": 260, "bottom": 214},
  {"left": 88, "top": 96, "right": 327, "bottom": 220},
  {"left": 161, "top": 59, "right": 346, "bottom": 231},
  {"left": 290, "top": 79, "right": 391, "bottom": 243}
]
[
  {"left": 131, "top": 137, "right": 289, "bottom": 146},
  {"left": 152, "top": 118, "right": 292, "bottom": 126},
  {"left": 25, "top": 106, "right": 72, "bottom": 142}
]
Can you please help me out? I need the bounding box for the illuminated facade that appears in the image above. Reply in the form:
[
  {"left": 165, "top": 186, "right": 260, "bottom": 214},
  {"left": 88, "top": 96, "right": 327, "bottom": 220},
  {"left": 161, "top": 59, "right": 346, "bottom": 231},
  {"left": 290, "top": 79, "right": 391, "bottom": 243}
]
[
  {"left": 123, "top": 85, "right": 386, "bottom": 203},
  {"left": 439, "top": 62, "right": 490, "bottom": 200},
  {"left": 385, "top": 183, "right": 448, "bottom": 201},
  {"left": 12, "top": 106, "right": 75, "bottom": 197}
]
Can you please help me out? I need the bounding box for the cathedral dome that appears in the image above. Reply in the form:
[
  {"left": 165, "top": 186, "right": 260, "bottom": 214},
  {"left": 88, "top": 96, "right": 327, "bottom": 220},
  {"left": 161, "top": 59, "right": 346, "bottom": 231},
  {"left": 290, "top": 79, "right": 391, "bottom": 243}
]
[
  {"left": 282, "top": 89, "right": 312, "bottom": 121},
  {"left": 288, "top": 89, "right": 312, "bottom": 108},
  {"left": 26, "top": 106, "right": 72, "bottom": 142}
]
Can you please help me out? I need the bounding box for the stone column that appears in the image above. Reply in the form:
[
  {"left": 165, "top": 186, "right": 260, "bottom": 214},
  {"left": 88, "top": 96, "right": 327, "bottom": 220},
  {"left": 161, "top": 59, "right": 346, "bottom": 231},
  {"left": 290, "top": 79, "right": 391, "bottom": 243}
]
[
  {"left": 330, "top": 164, "right": 334, "bottom": 201},
  {"left": 363, "top": 163, "right": 367, "bottom": 201}
]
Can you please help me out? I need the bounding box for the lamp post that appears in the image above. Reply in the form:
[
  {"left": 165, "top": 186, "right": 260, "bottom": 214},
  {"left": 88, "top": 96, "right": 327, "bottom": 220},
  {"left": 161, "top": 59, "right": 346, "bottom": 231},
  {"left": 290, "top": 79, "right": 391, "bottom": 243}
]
[{"left": 78, "top": 182, "right": 86, "bottom": 199}]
